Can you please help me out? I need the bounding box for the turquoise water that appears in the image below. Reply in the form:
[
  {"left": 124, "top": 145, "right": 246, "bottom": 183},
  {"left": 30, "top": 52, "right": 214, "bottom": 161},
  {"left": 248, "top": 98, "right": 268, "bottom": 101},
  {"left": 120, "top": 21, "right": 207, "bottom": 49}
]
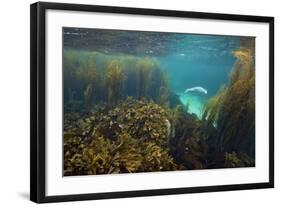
[
  {"left": 63, "top": 28, "right": 243, "bottom": 118},
  {"left": 157, "top": 34, "right": 239, "bottom": 117},
  {"left": 157, "top": 37, "right": 237, "bottom": 117}
]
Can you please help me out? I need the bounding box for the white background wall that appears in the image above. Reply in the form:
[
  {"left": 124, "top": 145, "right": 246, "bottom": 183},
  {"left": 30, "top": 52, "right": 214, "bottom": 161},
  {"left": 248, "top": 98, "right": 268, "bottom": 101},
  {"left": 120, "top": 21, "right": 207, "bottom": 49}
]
[{"left": 0, "top": 0, "right": 279, "bottom": 204}]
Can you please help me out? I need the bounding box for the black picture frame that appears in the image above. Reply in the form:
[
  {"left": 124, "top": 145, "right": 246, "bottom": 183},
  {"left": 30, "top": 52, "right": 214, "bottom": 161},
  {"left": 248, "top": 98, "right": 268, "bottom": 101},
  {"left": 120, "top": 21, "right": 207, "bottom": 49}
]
[{"left": 30, "top": 1, "right": 274, "bottom": 203}]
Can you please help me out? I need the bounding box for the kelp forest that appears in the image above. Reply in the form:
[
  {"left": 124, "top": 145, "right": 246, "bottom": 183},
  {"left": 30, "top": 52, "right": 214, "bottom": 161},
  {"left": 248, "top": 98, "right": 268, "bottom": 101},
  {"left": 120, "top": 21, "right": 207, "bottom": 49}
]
[{"left": 63, "top": 28, "right": 255, "bottom": 176}]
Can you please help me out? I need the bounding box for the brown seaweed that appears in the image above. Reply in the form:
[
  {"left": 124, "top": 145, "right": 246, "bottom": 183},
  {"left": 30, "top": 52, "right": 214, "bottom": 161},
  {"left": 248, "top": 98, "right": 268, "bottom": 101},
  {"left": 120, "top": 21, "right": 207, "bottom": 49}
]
[
  {"left": 203, "top": 47, "right": 255, "bottom": 158},
  {"left": 105, "top": 60, "right": 127, "bottom": 106},
  {"left": 64, "top": 98, "right": 178, "bottom": 176}
]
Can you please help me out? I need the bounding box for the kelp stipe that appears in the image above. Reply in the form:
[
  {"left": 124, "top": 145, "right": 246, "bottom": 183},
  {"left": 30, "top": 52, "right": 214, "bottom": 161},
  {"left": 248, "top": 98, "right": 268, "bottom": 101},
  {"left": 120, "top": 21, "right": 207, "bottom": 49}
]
[
  {"left": 136, "top": 58, "right": 153, "bottom": 98},
  {"left": 158, "top": 71, "right": 170, "bottom": 106},
  {"left": 105, "top": 60, "right": 127, "bottom": 106},
  {"left": 83, "top": 84, "right": 93, "bottom": 109},
  {"left": 76, "top": 55, "right": 98, "bottom": 108}
]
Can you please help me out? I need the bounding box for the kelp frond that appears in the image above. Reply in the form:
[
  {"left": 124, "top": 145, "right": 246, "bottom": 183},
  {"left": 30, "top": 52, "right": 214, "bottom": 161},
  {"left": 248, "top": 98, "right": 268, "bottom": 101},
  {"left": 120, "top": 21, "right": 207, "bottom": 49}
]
[
  {"left": 64, "top": 98, "right": 178, "bottom": 175},
  {"left": 203, "top": 47, "right": 255, "bottom": 156},
  {"left": 203, "top": 86, "right": 227, "bottom": 125}
]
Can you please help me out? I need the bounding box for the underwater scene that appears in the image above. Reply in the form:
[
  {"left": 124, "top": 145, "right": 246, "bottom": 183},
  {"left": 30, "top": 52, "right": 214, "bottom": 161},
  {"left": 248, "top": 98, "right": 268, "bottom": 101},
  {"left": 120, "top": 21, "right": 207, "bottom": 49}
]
[{"left": 63, "top": 27, "right": 255, "bottom": 176}]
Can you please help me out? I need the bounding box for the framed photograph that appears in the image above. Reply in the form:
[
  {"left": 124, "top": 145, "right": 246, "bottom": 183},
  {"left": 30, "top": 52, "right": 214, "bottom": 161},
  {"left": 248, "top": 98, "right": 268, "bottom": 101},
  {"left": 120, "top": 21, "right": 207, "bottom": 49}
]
[{"left": 30, "top": 2, "right": 274, "bottom": 203}]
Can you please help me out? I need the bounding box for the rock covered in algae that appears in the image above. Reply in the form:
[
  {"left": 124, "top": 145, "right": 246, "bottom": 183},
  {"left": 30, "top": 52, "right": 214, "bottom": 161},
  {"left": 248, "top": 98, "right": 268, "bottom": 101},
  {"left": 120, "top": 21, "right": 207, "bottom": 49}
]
[
  {"left": 105, "top": 97, "right": 170, "bottom": 145},
  {"left": 64, "top": 98, "right": 178, "bottom": 176}
]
